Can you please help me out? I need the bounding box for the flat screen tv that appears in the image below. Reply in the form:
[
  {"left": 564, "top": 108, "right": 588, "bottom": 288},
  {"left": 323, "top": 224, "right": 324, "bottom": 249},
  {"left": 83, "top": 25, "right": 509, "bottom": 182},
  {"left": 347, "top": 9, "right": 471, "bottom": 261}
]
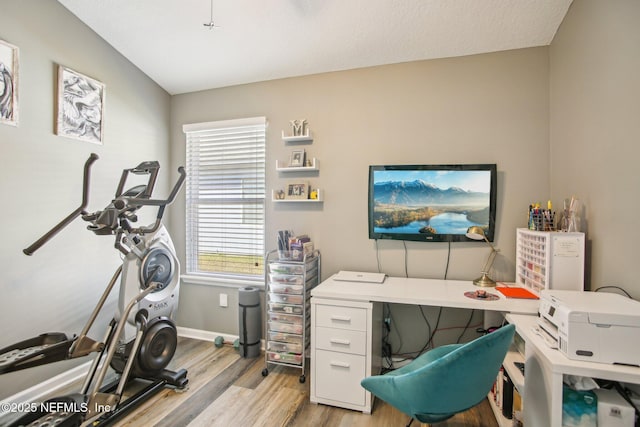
[{"left": 368, "top": 164, "right": 497, "bottom": 242}]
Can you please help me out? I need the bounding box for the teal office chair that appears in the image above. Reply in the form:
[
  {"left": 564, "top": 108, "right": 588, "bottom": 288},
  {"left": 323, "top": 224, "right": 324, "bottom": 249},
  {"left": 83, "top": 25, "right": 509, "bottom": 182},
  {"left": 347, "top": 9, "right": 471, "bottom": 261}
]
[{"left": 361, "top": 324, "right": 515, "bottom": 426}]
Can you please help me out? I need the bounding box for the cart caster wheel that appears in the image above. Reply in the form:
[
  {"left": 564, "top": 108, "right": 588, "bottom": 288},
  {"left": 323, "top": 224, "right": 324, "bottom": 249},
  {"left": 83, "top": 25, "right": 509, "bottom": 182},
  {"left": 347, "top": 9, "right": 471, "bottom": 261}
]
[
  {"left": 262, "top": 368, "right": 268, "bottom": 377},
  {"left": 299, "top": 374, "right": 305, "bottom": 383}
]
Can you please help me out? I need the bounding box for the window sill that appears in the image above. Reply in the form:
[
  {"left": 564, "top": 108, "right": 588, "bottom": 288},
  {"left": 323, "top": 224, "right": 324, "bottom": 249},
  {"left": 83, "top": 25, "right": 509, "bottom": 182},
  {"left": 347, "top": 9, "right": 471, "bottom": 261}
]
[{"left": 181, "top": 274, "right": 265, "bottom": 290}]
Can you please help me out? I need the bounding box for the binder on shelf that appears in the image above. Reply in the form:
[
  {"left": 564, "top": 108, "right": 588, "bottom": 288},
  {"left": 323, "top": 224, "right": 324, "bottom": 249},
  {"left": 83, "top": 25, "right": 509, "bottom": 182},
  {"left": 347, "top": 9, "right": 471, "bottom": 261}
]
[{"left": 502, "top": 369, "right": 514, "bottom": 420}]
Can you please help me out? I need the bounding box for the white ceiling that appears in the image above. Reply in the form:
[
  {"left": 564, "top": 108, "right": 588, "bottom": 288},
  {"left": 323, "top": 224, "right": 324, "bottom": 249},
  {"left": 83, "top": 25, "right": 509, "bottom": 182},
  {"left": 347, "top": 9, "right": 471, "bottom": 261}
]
[{"left": 57, "top": 0, "right": 573, "bottom": 95}]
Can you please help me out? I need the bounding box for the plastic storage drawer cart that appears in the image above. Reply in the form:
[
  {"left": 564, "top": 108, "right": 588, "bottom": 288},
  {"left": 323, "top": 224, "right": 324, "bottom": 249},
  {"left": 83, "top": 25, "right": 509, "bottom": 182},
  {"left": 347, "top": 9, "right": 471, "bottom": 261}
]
[{"left": 261, "top": 249, "right": 320, "bottom": 383}]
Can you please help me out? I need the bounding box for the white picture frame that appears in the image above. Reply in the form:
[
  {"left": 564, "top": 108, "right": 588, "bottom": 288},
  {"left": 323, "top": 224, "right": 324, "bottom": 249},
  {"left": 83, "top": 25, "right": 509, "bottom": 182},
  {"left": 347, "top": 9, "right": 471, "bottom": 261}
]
[
  {"left": 290, "top": 149, "right": 306, "bottom": 167},
  {"left": 286, "top": 182, "right": 309, "bottom": 200},
  {"left": 56, "top": 65, "right": 105, "bottom": 144},
  {"left": 0, "top": 39, "right": 19, "bottom": 126}
]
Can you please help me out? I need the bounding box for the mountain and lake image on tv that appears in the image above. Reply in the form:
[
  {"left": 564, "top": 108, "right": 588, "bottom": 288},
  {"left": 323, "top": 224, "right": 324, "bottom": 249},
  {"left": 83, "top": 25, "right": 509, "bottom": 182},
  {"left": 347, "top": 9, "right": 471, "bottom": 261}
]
[{"left": 368, "top": 164, "right": 497, "bottom": 242}]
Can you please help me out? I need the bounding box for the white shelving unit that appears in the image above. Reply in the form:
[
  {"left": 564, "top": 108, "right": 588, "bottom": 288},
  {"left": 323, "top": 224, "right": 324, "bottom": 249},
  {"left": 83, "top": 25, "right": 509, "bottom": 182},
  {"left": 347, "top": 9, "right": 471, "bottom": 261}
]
[
  {"left": 489, "top": 228, "right": 584, "bottom": 425},
  {"left": 273, "top": 125, "right": 322, "bottom": 202},
  {"left": 515, "top": 228, "right": 585, "bottom": 294},
  {"left": 489, "top": 344, "right": 525, "bottom": 426},
  {"left": 507, "top": 313, "right": 640, "bottom": 427}
]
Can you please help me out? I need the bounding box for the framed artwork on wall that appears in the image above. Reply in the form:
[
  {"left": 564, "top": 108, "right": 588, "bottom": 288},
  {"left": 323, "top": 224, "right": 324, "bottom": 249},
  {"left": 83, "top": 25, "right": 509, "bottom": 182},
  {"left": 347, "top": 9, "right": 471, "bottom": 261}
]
[
  {"left": 56, "top": 65, "right": 105, "bottom": 144},
  {"left": 0, "top": 39, "right": 19, "bottom": 126}
]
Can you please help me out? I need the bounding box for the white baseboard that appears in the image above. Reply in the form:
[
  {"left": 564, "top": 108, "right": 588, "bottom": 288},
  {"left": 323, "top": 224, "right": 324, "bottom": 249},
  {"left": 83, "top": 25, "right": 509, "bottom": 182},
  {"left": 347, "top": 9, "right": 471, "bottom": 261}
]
[
  {"left": 177, "top": 326, "right": 265, "bottom": 350},
  {"left": 0, "top": 327, "right": 257, "bottom": 412},
  {"left": 177, "top": 326, "right": 238, "bottom": 344}
]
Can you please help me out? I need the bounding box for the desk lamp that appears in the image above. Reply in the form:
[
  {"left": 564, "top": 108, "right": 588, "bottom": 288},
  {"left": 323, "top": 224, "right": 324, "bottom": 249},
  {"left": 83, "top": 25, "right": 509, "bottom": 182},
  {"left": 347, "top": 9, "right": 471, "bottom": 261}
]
[{"left": 465, "top": 226, "right": 499, "bottom": 287}]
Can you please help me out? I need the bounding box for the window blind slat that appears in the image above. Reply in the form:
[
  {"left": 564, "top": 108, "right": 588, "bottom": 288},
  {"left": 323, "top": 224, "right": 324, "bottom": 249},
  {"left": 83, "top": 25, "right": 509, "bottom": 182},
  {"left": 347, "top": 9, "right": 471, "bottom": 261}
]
[{"left": 185, "top": 117, "right": 266, "bottom": 277}]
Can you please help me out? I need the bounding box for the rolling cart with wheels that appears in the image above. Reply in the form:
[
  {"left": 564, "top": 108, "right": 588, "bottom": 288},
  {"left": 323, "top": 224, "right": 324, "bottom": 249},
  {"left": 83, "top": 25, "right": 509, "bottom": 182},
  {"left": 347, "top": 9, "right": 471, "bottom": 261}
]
[{"left": 261, "top": 249, "right": 320, "bottom": 383}]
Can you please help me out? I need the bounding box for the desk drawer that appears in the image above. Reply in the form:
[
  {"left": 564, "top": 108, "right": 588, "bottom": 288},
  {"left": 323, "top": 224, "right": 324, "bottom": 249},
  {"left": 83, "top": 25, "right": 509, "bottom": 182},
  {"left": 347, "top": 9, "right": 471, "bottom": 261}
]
[
  {"left": 315, "top": 304, "right": 367, "bottom": 331},
  {"left": 314, "top": 349, "right": 366, "bottom": 407},
  {"left": 315, "top": 326, "right": 366, "bottom": 355}
]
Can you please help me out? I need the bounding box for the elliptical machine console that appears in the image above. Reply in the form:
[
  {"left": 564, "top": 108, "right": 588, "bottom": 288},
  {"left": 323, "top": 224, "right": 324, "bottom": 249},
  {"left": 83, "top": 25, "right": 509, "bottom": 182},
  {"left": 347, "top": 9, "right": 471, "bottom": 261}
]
[{"left": 0, "top": 154, "right": 188, "bottom": 427}]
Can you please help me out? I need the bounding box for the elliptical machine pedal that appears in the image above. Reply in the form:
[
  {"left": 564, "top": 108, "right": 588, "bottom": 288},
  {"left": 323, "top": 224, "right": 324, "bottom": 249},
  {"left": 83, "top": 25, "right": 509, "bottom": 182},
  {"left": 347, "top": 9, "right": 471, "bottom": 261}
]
[{"left": 0, "top": 333, "right": 76, "bottom": 374}]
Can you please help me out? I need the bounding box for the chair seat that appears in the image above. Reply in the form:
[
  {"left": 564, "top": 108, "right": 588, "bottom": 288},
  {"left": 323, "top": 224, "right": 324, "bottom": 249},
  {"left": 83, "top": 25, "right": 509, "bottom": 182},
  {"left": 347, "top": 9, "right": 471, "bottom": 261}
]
[{"left": 361, "top": 324, "right": 515, "bottom": 424}]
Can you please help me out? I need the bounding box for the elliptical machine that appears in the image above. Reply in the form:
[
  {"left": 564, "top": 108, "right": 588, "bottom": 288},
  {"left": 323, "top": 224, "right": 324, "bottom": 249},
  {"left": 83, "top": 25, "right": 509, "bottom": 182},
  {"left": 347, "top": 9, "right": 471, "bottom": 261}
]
[{"left": 0, "top": 154, "right": 188, "bottom": 427}]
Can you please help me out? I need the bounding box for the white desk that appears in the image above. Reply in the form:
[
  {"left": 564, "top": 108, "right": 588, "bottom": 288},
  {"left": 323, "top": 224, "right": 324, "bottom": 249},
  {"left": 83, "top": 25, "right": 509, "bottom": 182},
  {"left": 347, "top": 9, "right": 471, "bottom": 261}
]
[
  {"left": 309, "top": 275, "right": 539, "bottom": 413},
  {"left": 507, "top": 313, "right": 640, "bottom": 427},
  {"left": 311, "top": 276, "right": 539, "bottom": 314}
]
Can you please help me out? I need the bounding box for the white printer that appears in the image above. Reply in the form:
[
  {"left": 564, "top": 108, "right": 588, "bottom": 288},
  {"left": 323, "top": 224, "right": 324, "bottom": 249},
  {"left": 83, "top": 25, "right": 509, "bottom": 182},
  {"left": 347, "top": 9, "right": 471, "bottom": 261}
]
[{"left": 538, "top": 290, "right": 640, "bottom": 366}]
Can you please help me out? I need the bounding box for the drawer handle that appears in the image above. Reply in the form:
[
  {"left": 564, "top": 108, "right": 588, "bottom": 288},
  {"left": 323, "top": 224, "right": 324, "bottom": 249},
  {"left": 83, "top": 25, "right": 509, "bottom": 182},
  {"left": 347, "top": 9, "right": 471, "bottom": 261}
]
[
  {"left": 329, "top": 338, "right": 351, "bottom": 346},
  {"left": 330, "top": 361, "right": 350, "bottom": 368},
  {"left": 330, "top": 315, "right": 351, "bottom": 323}
]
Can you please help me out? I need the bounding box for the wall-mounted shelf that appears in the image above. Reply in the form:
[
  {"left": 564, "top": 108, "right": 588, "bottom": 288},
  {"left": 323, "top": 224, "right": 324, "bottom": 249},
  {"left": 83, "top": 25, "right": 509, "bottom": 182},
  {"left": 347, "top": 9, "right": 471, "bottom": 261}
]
[
  {"left": 275, "top": 122, "right": 321, "bottom": 207},
  {"left": 282, "top": 131, "right": 313, "bottom": 144},
  {"left": 272, "top": 189, "right": 323, "bottom": 203},
  {"left": 276, "top": 158, "right": 319, "bottom": 172}
]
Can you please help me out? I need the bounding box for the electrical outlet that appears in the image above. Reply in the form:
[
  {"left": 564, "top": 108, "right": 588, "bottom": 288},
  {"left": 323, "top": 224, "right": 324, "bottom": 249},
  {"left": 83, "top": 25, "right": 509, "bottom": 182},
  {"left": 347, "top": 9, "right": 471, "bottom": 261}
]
[{"left": 219, "top": 293, "right": 228, "bottom": 307}]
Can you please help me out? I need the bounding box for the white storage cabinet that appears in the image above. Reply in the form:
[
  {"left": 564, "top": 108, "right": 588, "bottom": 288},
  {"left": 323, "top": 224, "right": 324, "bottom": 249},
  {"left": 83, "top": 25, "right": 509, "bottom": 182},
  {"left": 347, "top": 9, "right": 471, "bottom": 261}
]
[
  {"left": 310, "top": 298, "right": 382, "bottom": 414},
  {"left": 515, "top": 228, "right": 585, "bottom": 294}
]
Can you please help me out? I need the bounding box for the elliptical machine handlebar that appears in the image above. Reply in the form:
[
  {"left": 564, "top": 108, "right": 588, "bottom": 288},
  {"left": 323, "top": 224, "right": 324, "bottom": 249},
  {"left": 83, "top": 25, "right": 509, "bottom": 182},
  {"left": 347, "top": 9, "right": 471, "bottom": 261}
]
[
  {"left": 23, "top": 153, "right": 99, "bottom": 256},
  {"left": 118, "top": 166, "right": 186, "bottom": 208},
  {"left": 24, "top": 154, "right": 186, "bottom": 253},
  {"left": 118, "top": 166, "right": 186, "bottom": 235},
  {"left": 128, "top": 166, "right": 186, "bottom": 234}
]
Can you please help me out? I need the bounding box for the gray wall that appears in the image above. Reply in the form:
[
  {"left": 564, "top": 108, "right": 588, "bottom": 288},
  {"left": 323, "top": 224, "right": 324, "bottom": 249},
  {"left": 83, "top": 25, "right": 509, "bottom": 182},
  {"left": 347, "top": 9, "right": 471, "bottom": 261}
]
[
  {"left": 0, "top": 1, "right": 171, "bottom": 399},
  {"left": 169, "top": 47, "right": 551, "bottom": 345},
  {"left": 549, "top": 0, "right": 640, "bottom": 296}
]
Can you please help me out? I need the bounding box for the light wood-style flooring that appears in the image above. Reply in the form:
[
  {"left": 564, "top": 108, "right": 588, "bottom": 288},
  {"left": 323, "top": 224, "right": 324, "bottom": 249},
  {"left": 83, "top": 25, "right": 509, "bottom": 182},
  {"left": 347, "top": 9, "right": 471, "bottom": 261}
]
[
  {"left": 118, "top": 337, "right": 498, "bottom": 427},
  {"left": 8, "top": 337, "right": 500, "bottom": 426}
]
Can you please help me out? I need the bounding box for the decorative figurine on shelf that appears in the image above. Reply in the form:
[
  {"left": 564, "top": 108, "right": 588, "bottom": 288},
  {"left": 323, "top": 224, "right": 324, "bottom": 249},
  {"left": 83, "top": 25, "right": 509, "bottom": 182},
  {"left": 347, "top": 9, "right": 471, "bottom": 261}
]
[{"left": 290, "top": 119, "right": 308, "bottom": 137}]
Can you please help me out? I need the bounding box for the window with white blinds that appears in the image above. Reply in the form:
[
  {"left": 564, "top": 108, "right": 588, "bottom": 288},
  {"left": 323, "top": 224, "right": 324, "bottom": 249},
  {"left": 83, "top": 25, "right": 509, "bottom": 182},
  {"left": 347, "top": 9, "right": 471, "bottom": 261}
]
[{"left": 183, "top": 117, "right": 266, "bottom": 279}]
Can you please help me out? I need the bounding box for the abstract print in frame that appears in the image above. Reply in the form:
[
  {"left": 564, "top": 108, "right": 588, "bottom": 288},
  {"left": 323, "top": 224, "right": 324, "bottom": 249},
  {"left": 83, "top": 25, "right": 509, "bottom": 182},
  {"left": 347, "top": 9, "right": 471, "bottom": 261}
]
[
  {"left": 56, "top": 65, "right": 105, "bottom": 144},
  {"left": 0, "top": 39, "right": 19, "bottom": 126}
]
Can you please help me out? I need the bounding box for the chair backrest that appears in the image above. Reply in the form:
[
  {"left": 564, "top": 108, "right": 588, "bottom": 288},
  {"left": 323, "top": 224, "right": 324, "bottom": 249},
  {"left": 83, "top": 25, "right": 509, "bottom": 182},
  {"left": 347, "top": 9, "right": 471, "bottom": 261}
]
[{"left": 393, "top": 324, "right": 515, "bottom": 418}]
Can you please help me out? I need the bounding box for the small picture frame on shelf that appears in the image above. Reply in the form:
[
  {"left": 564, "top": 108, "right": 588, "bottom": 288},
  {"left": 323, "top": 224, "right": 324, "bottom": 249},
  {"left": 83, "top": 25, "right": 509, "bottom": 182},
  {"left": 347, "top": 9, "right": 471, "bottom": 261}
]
[
  {"left": 286, "top": 182, "right": 309, "bottom": 200},
  {"left": 289, "top": 149, "right": 305, "bottom": 167}
]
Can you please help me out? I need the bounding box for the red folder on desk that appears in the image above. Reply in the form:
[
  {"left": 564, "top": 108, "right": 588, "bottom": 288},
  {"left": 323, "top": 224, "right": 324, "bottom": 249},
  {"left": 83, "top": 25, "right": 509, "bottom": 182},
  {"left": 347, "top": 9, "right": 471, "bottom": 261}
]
[{"left": 495, "top": 286, "right": 539, "bottom": 299}]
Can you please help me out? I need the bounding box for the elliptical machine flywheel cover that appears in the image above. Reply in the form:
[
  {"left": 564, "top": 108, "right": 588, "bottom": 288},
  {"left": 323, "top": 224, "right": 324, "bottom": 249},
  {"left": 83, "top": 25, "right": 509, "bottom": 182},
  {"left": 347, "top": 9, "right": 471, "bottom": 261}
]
[
  {"left": 140, "top": 247, "right": 175, "bottom": 291},
  {"left": 137, "top": 317, "right": 178, "bottom": 374}
]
